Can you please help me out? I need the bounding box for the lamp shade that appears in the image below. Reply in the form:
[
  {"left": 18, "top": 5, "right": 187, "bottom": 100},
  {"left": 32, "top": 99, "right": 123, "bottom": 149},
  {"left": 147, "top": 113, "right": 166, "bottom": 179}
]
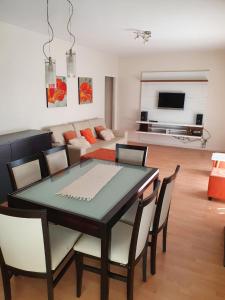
[
  {"left": 45, "top": 57, "right": 56, "bottom": 86},
  {"left": 66, "top": 49, "right": 76, "bottom": 77}
]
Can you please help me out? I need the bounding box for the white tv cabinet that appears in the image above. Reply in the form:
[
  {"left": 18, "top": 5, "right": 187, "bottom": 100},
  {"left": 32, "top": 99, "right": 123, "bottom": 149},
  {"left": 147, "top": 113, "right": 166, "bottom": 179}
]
[{"left": 136, "top": 121, "right": 203, "bottom": 139}]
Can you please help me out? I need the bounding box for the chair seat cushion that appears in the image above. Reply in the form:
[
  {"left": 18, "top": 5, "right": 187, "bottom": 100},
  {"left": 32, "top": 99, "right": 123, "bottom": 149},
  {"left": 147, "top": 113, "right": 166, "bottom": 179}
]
[
  {"left": 49, "top": 224, "right": 81, "bottom": 270},
  {"left": 74, "top": 221, "right": 133, "bottom": 265}
]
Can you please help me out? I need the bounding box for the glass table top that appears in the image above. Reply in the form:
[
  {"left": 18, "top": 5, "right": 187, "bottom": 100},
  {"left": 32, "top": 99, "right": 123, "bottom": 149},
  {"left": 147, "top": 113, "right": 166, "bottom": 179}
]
[{"left": 14, "top": 159, "right": 157, "bottom": 221}]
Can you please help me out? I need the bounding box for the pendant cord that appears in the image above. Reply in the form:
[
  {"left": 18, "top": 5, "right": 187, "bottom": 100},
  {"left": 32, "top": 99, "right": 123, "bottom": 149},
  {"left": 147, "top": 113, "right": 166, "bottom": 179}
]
[
  {"left": 66, "top": 0, "right": 76, "bottom": 50},
  {"left": 43, "top": 0, "right": 54, "bottom": 59}
]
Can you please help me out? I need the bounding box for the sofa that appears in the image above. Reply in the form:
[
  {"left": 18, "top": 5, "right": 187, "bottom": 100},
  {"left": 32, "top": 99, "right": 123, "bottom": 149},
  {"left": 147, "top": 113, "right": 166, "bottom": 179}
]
[{"left": 47, "top": 118, "right": 127, "bottom": 164}]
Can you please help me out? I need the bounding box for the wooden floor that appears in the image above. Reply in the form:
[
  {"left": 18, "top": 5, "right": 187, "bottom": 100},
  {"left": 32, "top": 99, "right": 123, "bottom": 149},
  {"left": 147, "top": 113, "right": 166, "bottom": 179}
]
[{"left": 1, "top": 145, "right": 225, "bottom": 300}]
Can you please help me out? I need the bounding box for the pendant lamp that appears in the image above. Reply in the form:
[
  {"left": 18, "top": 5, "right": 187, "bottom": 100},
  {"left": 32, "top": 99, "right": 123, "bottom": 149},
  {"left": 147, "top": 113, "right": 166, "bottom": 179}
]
[
  {"left": 66, "top": 0, "right": 76, "bottom": 77},
  {"left": 43, "top": 0, "right": 56, "bottom": 86}
]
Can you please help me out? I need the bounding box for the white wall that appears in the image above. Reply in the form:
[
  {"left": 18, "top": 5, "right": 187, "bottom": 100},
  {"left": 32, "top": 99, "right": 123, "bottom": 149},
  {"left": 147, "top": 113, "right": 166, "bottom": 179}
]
[
  {"left": 0, "top": 21, "right": 118, "bottom": 134},
  {"left": 141, "top": 82, "right": 208, "bottom": 125},
  {"left": 118, "top": 51, "right": 225, "bottom": 151}
]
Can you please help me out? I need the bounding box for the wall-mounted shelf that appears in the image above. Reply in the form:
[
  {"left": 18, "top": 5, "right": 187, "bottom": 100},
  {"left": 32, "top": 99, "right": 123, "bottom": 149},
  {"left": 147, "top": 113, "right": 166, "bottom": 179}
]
[
  {"left": 140, "top": 79, "right": 208, "bottom": 83},
  {"left": 136, "top": 121, "right": 204, "bottom": 140}
]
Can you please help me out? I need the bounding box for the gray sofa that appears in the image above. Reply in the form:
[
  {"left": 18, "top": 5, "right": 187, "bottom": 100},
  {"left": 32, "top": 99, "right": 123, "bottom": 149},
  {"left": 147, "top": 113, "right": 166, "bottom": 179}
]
[{"left": 47, "top": 118, "right": 127, "bottom": 163}]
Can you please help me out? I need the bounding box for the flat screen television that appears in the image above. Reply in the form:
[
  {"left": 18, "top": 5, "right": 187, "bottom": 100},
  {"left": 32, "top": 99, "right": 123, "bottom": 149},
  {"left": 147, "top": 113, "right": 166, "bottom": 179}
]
[{"left": 158, "top": 92, "right": 185, "bottom": 109}]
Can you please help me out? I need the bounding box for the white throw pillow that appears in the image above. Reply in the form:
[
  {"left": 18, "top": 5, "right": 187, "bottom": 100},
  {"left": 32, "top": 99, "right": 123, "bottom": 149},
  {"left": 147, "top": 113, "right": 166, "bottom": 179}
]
[
  {"left": 69, "top": 137, "right": 91, "bottom": 149},
  {"left": 100, "top": 129, "right": 115, "bottom": 141}
]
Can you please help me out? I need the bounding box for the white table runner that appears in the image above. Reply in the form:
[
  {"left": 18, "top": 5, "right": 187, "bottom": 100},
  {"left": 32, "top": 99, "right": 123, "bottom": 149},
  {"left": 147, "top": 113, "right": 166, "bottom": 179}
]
[{"left": 56, "top": 163, "right": 122, "bottom": 201}]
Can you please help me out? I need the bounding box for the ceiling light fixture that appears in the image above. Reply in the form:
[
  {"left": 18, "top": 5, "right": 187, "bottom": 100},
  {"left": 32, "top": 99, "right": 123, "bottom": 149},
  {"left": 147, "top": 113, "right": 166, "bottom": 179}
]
[
  {"left": 134, "top": 30, "right": 152, "bottom": 44},
  {"left": 42, "top": 0, "right": 56, "bottom": 86},
  {"left": 66, "top": 0, "right": 76, "bottom": 77}
]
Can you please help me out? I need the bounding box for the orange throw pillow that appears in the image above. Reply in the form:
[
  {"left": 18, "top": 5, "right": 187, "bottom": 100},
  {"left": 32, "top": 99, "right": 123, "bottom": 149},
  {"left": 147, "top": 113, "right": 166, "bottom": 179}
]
[
  {"left": 63, "top": 130, "right": 77, "bottom": 143},
  {"left": 95, "top": 125, "right": 105, "bottom": 138},
  {"left": 80, "top": 128, "right": 96, "bottom": 144}
]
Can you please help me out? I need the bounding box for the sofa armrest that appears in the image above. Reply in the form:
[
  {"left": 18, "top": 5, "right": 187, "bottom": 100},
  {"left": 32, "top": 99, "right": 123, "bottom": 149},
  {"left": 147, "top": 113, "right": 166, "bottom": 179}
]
[
  {"left": 67, "top": 145, "right": 82, "bottom": 164},
  {"left": 67, "top": 145, "right": 90, "bottom": 164},
  {"left": 112, "top": 130, "right": 128, "bottom": 140},
  {"left": 52, "top": 142, "right": 64, "bottom": 147}
]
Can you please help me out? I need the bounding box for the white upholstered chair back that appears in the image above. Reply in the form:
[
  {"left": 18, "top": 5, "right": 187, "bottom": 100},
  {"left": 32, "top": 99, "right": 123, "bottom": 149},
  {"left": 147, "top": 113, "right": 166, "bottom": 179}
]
[
  {"left": 154, "top": 165, "right": 180, "bottom": 230},
  {"left": 12, "top": 160, "right": 42, "bottom": 189},
  {"left": 158, "top": 180, "right": 175, "bottom": 228},
  {"left": 116, "top": 144, "right": 148, "bottom": 166},
  {"left": 45, "top": 149, "right": 68, "bottom": 175},
  {"left": 0, "top": 214, "right": 47, "bottom": 272},
  {"left": 135, "top": 198, "right": 156, "bottom": 259}
]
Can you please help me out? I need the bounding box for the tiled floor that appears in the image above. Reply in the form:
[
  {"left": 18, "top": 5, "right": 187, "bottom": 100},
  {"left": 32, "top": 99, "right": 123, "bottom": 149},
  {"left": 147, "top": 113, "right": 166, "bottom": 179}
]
[{"left": 1, "top": 144, "right": 225, "bottom": 300}]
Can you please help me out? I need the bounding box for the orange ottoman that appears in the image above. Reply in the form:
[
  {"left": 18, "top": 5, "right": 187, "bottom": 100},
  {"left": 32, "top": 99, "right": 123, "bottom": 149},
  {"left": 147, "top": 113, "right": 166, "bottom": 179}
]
[
  {"left": 208, "top": 167, "right": 225, "bottom": 201},
  {"left": 212, "top": 161, "right": 225, "bottom": 168},
  {"left": 81, "top": 148, "right": 115, "bottom": 162}
]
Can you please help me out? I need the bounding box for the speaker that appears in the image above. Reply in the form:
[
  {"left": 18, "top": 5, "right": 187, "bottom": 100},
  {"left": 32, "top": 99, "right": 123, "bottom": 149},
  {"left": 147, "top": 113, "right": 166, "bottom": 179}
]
[
  {"left": 196, "top": 114, "right": 203, "bottom": 125},
  {"left": 141, "top": 111, "right": 148, "bottom": 121},
  {"left": 139, "top": 124, "right": 148, "bottom": 132}
]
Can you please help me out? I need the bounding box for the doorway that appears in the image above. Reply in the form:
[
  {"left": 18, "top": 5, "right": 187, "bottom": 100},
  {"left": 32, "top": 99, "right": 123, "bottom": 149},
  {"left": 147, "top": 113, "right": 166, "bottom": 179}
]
[{"left": 105, "top": 76, "right": 114, "bottom": 129}]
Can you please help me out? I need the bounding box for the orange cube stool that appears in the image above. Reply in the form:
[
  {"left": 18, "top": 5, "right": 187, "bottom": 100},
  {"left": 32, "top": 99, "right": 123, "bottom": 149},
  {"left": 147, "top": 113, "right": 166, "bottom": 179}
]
[
  {"left": 208, "top": 167, "right": 225, "bottom": 201},
  {"left": 212, "top": 160, "right": 225, "bottom": 168}
]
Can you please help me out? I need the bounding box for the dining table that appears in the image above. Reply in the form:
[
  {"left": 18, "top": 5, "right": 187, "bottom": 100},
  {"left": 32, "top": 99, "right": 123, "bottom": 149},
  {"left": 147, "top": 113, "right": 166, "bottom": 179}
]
[{"left": 8, "top": 158, "right": 159, "bottom": 300}]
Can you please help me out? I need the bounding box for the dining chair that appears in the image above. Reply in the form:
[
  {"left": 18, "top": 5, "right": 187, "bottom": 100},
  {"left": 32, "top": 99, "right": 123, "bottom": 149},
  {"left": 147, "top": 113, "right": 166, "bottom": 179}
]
[
  {"left": 7, "top": 154, "right": 43, "bottom": 191},
  {"left": 149, "top": 165, "right": 180, "bottom": 274},
  {"left": 115, "top": 144, "right": 148, "bottom": 166},
  {"left": 74, "top": 180, "right": 160, "bottom": 300},
  {"left": 0, "top": 206, "right": 81, "bottom": 300},
  {"left": 42, "top": 145, "right": 70, "bottom": 175},
  {"left": 121, "top": 165, "right": 180, "bottom": 275}
]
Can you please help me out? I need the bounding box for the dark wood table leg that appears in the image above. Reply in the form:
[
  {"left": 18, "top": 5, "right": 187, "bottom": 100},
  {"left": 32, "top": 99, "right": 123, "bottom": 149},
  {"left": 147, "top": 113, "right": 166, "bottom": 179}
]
[
  {"left": 101, "top": 226, "right": 111, "bottom": 300},
  {"left": 153, "top": 178, "right": 158, "bottom": 190}
]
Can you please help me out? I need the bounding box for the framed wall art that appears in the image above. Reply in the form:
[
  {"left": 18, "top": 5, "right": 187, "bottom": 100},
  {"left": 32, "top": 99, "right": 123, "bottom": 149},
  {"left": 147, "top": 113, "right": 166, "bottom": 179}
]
[
  {"left": 46, "top": 76, "right": 67, "bottom": 108},
  {"left": 78, "top": 77, "right": 93, "bottom": 104}
]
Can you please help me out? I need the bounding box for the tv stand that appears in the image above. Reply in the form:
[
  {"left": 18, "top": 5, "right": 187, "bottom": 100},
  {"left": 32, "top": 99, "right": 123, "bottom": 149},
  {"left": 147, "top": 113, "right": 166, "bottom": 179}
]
[{"left": 136, "top": 121, "right": 203, "bottom": 139}]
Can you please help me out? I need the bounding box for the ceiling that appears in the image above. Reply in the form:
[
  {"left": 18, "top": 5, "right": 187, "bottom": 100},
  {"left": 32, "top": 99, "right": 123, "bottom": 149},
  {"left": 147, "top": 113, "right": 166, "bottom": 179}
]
[{"left": 1, "top": 0, "right": 225, "bottom": 56}]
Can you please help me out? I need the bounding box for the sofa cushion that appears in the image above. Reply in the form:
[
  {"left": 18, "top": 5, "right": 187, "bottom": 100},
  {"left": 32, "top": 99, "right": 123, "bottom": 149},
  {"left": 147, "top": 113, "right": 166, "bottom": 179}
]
[
  {"left": 63, "top": 130, "right": 77, "bottom": 143},
  {"left": 72, "top": 120, "right": 92, "bottom": 137},
  {"left": 89, "top": 118, "right": 106, "bottom": 137},
  {"left": 84, "top": 137, "right": 122, "bottom": 153},
  {"left": 69, "top": 137, "right": 91, "bottom": 149},
  {"left": 100, "top": 129, "right": 115, "bottom": 141},
  {"left": 80, "top": 128, "right": 97, "bottom": 144},
  {"left": 49, "top": 124, "right": 74, "bottom": 145},
  {"left": 95, "top": 125, "right": 106, "bottom": 138}
]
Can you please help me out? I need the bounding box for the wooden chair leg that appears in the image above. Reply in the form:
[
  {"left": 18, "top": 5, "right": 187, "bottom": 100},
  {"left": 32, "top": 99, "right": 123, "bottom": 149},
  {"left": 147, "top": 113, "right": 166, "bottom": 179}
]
[
  {"left": 142, "top": 245, "right": 147, "bottom": 282},
  {"left": 127, "top": 267, "right": 134, "bottom": 300},
  {"left": 75, "top": 252, "right": 83, "bottom": 297},
  {"left": 163, "top": 222, "right": 168, "bottom": 253},
  {"left": 46, "top": 274, "right": 54, "bottom": 300},
  {"left": 150, "top": 234, "right": 158, "bottom": 275},
  {"left": 1, "top": 266, "right": 11, "bottom": 300}
]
